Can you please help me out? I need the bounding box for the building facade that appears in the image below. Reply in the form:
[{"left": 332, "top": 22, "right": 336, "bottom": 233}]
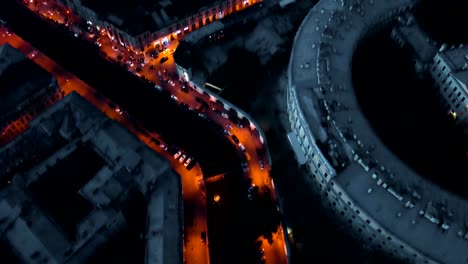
[
  {"left": 0, "top": 44, "right": 63, "bottom": 147},
  {"left": 62, "top": 0, "right": 262, "bottom": 51},
  {"left": 390, "top": 13, "right": 438, "bottom": 73},
  {"left": 431, "top": 45, "right": 468, "bottom": 132},
  {"left": 62, "top": 0, "right": 139, "bottom": 49},
  {"left": 286, "top": 0, "right": 468, "bottom": 263}
]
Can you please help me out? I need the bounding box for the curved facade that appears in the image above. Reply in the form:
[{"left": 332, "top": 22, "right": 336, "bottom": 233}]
[{"left": 286, "top": 0, "right": 468, "bottom": 263}]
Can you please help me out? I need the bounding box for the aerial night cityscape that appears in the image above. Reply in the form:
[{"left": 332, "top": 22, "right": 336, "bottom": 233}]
[{"left": 0, "top": 0, "right": 467, "bottom": 263}]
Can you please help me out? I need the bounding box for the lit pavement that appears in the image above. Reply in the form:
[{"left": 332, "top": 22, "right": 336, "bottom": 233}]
[
  {"left": 3, "top": 0, "right": 289, "bottom": 263},
  {"left": 0, "top": 28, "right": 210, "bottom": 264}
]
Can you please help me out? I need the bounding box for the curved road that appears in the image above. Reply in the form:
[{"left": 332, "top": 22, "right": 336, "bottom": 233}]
[{"left": 0, "top": 1, "right": 289, "bottom": 264}]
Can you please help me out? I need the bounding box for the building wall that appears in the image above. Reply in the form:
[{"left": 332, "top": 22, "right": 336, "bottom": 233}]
[
  {"left": 140, "top": 0, "right": 262, "bottom": 48},
  {"left": 0, "top": 78, "right": 64, "bottom": 146},
  {"left": 63, "top": 0, "right": 262, "bottom": 51},
  {"left": 286, "top": 85, "right": 437, "bottom": 264},
  {"left": 431, "top": 52, "right": 468, "bottom": 128},
  {"left": 63, "top": 0, "right": 138, "bottom": 49}
]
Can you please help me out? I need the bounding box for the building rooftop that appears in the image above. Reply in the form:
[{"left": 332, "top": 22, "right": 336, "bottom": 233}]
[
  {"left": 438, "top": 45, "right": 468, "bottom": 94},
  {"left": 81, "top": 0, "right": 218, "bottom": 36},
  {"left": 288, "top": 0, "right": 468, "bottom": 262},
  {"left": 452, "top": 71, "right": 468, "bottom": 94},
  {"left": 0, "top": 43, "right": 24, "bottom": 73},
  {"left": 438, "top": 45, "right": 468, "bottom": 72},
  {"left": 0, "top": 44, "right": 56, "bottom": 118},
  {"left": 392, "top": 13, "right": 438, "bottom": 64},
  {"left": 183, "top": 20, "right": 224, "bottom": 44},
  {"left": 173, "top": 40, "right": 195, "bottom": 70},
  {"left": 0, "top": 92, "right": 182, "bottom": 264}
]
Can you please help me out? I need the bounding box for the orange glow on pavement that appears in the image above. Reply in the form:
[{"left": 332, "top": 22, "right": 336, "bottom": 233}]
[
  {"left": 5, "top": 0, "right": 289, "bottom": 263},
  {"left": 0, "top": 27, "right": 209, "bottom": 264}
]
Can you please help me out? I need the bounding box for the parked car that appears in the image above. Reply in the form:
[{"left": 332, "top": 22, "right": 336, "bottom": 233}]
[
  {"left": 159, "top": 56, "right": 169, "bottom": 64},
  {"left": 160, "top": 144, "right": 168, "bottom": 151},
  {"left": 238, "top": 143, "right": 246, "bottom": 152},
  {"left": 178, "top": 154, "right": 186, "bottom": 163},
  {"left": 186, "top": 159, "right": 196, "bottom": 170},
  {"left": 114, "top": 107, "right": 123, "bottom": 115},
  {"left": 231, "top": 135, "right": 239, "bottom": 144},
  {"left": 150, "top": 137, "right": 160, "bottom": 145},
  {"left": 184, "top": 157, "right": 192, "bottom": 167},
  {"left": 201, "top": 232, "right": 206, "bottom": 243},
  {"left": 248, "top": 184, "right": 259, "bottom": 200},
  {"left": 173, "top": 151, "right": 182, "bottom": 159}
]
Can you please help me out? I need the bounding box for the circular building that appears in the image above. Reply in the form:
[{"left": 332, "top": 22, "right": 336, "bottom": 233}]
[{"left": 286, "top": 0, "right": 468, "bottom": 263}]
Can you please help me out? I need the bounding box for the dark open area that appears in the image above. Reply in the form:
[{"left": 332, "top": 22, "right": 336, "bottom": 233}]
[
  {"left": 414, "top": 0, "right": 468, "bottom": 45},
  {"left": 0, "top": 239, "right": 20, "bottom": 264},
  {"left": 207, "top": 47, "right": 261, "bottom": 113},
  {"left": 165, "top": 0, "right": 218, "bottom": 20},
  {"left": 28, "top": 143, "right": 103, "bottom": 239},
  {"left": 205, "top": 171, "right": 281, "bottom": 264},
  {"left": 352, "top": 27, "right": 468, "bottom": 197}
]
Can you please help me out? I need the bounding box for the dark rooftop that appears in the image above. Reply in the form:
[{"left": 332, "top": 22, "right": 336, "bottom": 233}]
[
  {"left": 173, "top": 40, "right": 194, "bottom": 69},
  {"left": 0, "top": 45, "right": 52, "bottom": 115},
  {"left": 165, "top": 0, "right": 218, "bottom": 18}
]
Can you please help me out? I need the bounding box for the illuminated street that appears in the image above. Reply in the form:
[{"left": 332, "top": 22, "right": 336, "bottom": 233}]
[
  {"left": 0, "top": 0, "right": 289, "bottom": 263},
  {"left": 0, "top": 28, "right": 210, "bottom": 264},
  {"left": 4, "top": 0, "right": 468, "bottom": 263}
]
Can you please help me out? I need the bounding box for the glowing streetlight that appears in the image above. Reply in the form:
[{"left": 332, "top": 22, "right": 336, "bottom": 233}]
[{"left": 213, "top": 194, "right": 221, "bottom": 203}]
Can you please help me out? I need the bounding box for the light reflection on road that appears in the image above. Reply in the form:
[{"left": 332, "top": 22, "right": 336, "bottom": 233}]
[{"left": 2, "top": 0, "right": 289, "bottom": 262}]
